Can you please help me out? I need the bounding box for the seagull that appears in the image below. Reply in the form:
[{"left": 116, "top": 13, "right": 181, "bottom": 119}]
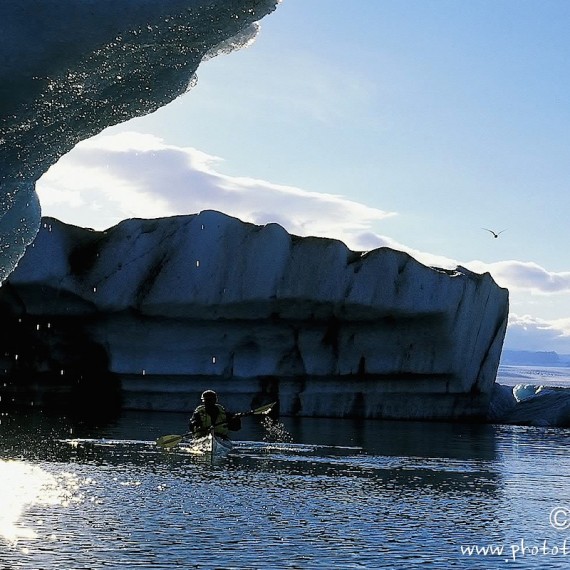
[{"left": 483, "top": 228, "right": 507, "bottom": 238}]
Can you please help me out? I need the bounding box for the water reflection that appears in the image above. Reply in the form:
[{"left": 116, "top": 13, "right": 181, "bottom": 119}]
[{"left": 283, "top": 416, "right": 499, "bottom": 461}]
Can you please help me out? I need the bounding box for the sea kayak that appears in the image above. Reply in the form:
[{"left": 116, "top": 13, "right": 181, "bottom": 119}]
[
  {"left": 181, "top": 431, "right": 234, "bottom": 458},
  {"left": 155, "top": 402, "right": 276, "bottom": 453}
]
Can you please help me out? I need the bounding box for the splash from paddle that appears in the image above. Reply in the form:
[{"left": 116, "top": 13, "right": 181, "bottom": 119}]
[
  {"left": 261, "top": 416, "right": 293, "bottom": 443},
  {"left": 155, "top": 401, "right": 277, "bottom": 449}
]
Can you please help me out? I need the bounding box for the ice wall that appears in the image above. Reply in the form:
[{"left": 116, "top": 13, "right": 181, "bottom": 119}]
[{"left": 0, "top": 212, "right": 509, "bottom": 419}]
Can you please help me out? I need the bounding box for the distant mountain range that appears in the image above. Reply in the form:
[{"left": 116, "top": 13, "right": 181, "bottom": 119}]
[{"left": 500, "top": 350, "right": 570, "bottom": 367}]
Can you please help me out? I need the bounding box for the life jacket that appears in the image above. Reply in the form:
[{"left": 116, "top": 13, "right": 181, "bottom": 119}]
[{"left": 194, "top": 404, "right": 229, "bottom": 437}]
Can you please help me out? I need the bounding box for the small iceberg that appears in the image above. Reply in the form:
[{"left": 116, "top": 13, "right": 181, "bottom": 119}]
[{"left": 488, "top": 383, "right": 570, "bottom": 427}]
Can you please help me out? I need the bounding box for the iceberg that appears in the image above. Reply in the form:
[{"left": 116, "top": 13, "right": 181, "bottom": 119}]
[
  {"left": 488, "top": 383, "right": 570, "bottom": 427},
  {"left": 0, "top": 213, "right": 509, "bottom": 419}
]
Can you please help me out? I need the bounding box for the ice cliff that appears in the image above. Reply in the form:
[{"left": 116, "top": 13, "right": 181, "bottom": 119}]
[{"left": 0, "top": 212, "right": 509, "bottom": 419}]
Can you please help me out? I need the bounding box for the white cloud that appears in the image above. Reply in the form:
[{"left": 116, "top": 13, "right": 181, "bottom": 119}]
[
  {"left": 37, "top": 131, "right": 396, "bottom": 244},
  {"left": 465, "top": 260, "right": 570, "bottom": 295},
  {"left": 40, "top": 132, "right": 465, "bottom": 274},
  {"left": 504, "top": 313, "right": 570, "bottom": 354}
]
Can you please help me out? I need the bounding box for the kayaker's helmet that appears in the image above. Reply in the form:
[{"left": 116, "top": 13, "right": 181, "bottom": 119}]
[{"left": 201, "top": 390, "right": 218, "bottom": 403}]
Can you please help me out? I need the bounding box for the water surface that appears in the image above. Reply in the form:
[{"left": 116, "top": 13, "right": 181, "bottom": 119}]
[{"left": 1, "top": 411, "right": 569, "bottom": 569}]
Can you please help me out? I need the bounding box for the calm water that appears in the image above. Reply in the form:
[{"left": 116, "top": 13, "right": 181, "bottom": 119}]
[
  {"left": 1, "top": 409, "right": 570, "bottom": 569},
  {"left": 497, "top": 364, "right": 570, "bottom": 388}
]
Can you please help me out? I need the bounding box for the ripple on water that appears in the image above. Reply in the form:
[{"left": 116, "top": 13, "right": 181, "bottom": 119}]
[{"left": 1, "top": 417, "right": 569, "bottom": 569}]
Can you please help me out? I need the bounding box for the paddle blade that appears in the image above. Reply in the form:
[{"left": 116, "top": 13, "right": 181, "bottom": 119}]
[
  {"left": 251, "top": 402, "right": 277, "bottom": 416},
  {"left": 235, "top": 402, "right": 276, "bottom": 418},
  {"left": 156, "top": 434, "right": 184, "bottom": 448}
]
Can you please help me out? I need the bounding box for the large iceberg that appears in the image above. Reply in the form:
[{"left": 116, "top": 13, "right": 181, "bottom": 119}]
[
  {"left": 0, "top": 0, "right": 280, "bottom": 281},
  {"left": 0, "top": 213, "right": 509, "bottom": 419}
]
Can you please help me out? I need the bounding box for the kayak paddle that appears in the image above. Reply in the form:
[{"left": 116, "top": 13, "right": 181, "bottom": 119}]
[{"left": 155, "top": 401, "right": 276, "bottom": 449}]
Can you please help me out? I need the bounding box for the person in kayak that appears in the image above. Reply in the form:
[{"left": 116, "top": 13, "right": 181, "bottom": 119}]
[{"left": 189, "top": 390, "right": 241, "bottom": 439}]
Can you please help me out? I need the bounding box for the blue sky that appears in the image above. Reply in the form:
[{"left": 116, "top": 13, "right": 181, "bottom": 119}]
[{"left": 37, "top": 0, "right": 570, "bottom": 352}]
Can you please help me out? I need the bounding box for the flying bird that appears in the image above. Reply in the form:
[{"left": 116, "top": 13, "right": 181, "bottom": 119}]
[{"left": 483, "top": 228, "right": 507, "bottom": 238}]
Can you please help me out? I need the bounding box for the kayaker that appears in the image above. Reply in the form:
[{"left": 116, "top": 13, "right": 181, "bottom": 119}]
[{"left": 189, "top": 390, "right": 241, "bottom": 439}]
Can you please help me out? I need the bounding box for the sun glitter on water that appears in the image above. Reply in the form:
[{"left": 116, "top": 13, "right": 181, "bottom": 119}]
[{"left": 0, "top": 460, "right": 81, "bottom": 544}]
